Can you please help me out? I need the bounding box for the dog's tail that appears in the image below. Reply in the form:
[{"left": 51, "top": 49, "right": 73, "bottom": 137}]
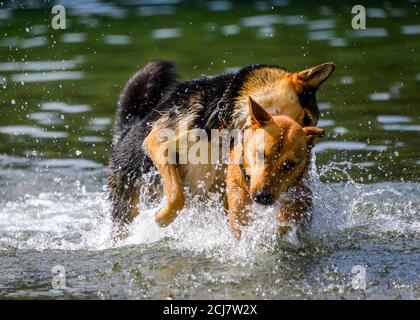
[{"left": 114, "top": 60, "right": 177, "bottom": 136}]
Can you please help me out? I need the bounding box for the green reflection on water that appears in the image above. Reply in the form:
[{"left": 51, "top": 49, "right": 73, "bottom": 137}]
[{"left": 0, "top": 0, "right": 419, "bottom": 182}]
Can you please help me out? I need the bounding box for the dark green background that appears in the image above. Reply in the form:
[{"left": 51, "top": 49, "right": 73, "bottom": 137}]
[{"left": 0, "top": 0, "right": 419, "bottom": 182}]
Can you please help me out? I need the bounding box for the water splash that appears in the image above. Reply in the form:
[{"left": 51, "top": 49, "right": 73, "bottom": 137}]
[{"left": 1, "top": 156, "right": 418, "bottom": 267}]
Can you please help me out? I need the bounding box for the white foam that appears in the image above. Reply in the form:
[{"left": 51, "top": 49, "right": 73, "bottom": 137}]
[
  {"left": 314, "top": 141, "right": 367, "bottom": 152},
  {"left": 377, "top": 115, "right": 412, "bottom": 124},
  {"left": 151, "top": 28, "right": 182, "bottom": 39},
  {"left": 20, "top": 36, "right": 48, "bottom": 48},
  {"left": 340, "top": 76, "right": 354, "bottom": 85},
  {"left": 0, "top": 125, "right": 68, "bottom": 139},
  {"left": 369, "top": 92, "right": 390, "bottom": 101},
  {"left": 222, "top": 25, "right": 240, "bottom": 36},
  {"left": 307, "top": 30, "right": 334, "bottom": 41},
  {"left": 307, "top": 19, "right": 335, "bottom": 30},
  {"left": 0, "top": 9, "right": 12, "bottom": 19},
  {"left": 367, "top": 8, "right": 386, "bottom": 18},
  {"left": 12, "top": 71, "right": 84, "bottom": 83},
  {"left": 0, "top": 58, "right": 82, "bottom": 72},
  {"left": 41, "top": 102, "right": 91, "bottom": 113},
  {"left": 333, "top": 127, "right": 348, "bottom": 135},
  {"left": 318, "top": 102, "right": 331, "bottom": 110},
  {"left": 104, "top": 35, "right": 132, "bottom": 45},
  {"left": 79, "top": 136, "right": 106, "bottom": 143},
  {"left": 66, "top": 1, "right": 127, "bottom": 19},
  {"left": 240, "top": 15, "right": 282, "bottom": 27},
  {"left": 37, "top": 159, "right": 102, "bottom": 169},
  {"left": 61, "top": 33, "right": 87, "bottom": 43},
  {"left": 329, "top": 38, "right": 348, "bottom": 47},
  {"left": 401, "top": 25, "right": 420, "bottom": 35},
  {"left": 0, "top": 157, "right": 419, "bottom": 264},
  {"left": 383, "top": 125, "right": 420, "bottom": 132},
  {"left": 89, "top": 118, "right": 112, "bottom": 126},
  {"left": 258, "top": 26, "right": 275, "bottom": 38},
  {"left": 317, "top": 119, "right": 335, "bottom": 127},
  {"left": 87, "top": 117, "right": 112, "bottom": 131},
  {"left": 27, "top": 112, "right": 63, "bottom": 125},
  {"left": 206, "top": 1, "right": 232, "bottom": 11}
]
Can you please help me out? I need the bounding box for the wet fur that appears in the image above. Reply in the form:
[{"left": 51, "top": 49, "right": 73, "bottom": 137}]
[{"left": 108, "top": 60, "right": 334, "bottom": 236}]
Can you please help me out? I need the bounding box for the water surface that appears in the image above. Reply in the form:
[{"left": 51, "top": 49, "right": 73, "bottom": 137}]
[{"left": 0, "top": 0, "right": 419, "bottom": 299}]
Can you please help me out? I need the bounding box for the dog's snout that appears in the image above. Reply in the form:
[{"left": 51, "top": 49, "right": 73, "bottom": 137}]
[{"left": 253, "top": 190, "right": 275, "bottom": 205}]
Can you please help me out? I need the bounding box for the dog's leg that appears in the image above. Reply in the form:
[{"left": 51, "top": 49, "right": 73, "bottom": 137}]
[
  {"left": 227, "top": 186, "right": 251, "bottom": 240},
  {"left": 154, "top": 163, "right": 185, "bottom": 226},
  {"left": 144, "top": 129, "right": 185, "bottom": 227},
  {"left": 108, "top": 170, "right": 141, "bottom": 240},
  {"left": 277, "top": 179, "right": 312, "bottom": 235},
  {"left": 226, "top": 160, "right": 252, "bottom": 240}
]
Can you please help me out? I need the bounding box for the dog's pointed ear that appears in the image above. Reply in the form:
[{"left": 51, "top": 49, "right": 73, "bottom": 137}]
[
  {"left": 297, "top": 63, "right": 335, "bottom": 89},
  {"left": 304, "top": 127, "right": 325, "bottom": 146},
  {"left": 248, "top": 96, "right": 272, "bottom": 127}
]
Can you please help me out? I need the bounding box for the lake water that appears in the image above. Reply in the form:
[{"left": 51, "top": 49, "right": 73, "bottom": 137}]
[{"left": 0, "top": 0, "right": 419, "bottom": 299}]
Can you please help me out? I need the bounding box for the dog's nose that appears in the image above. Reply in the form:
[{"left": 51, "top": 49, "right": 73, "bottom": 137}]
[{"left": 253, "top": 190, "right": 275, "bottom": 205}]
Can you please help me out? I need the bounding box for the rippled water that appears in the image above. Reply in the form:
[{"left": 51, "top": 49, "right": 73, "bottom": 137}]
[
  {"left": 0, "top": 155, "right": 418, "bottom": 299},
  {"left": 0, "top": 0, "right": 419, "bottom": 299}
]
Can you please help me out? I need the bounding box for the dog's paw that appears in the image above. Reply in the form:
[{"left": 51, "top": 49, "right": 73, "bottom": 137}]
[{"left": 155, "top": 208, "right": 177, "bottom": 227}]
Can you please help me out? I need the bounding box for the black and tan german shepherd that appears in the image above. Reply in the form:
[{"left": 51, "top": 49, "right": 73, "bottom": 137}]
[{"left": 108, "top": 60, "right": 334, "bottom": 239}]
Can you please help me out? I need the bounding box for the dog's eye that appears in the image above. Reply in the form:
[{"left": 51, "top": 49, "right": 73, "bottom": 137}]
[{"left": 282, "top": 160, "right": 296, "bottom": 171}]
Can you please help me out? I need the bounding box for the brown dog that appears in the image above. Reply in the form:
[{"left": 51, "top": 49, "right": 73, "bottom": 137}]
[{"left": 226, "top": 97, "right": 324, "bottom": 239}]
